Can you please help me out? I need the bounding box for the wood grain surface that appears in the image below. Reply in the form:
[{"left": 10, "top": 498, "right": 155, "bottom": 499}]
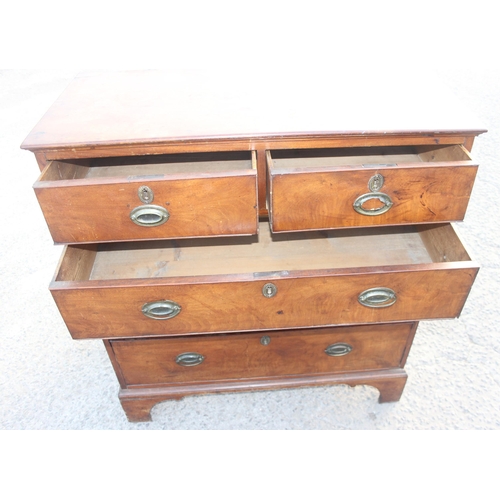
[
  {"left": 34, "top": 154, "right": 258, "bottom": 243},
  {"left": 50, "top": 224, "right": 478, "bottom": 339},
  {"left": 108, "top": 323, "right": 416, "bottom": 386},
  {"left": 19, "top": 70, "right": 487, "bottom": 423},
  {"left": 21, "top": 70, "right": 486, "bottom": 152},
  {"left": 268, "top": 144, "right": 478, "bottom": 231}
]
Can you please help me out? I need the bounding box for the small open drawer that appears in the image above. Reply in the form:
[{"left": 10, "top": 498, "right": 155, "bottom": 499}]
[
  {"left": 50, "top": 222, "right": 478, "bottom": 340},
  {"left": 34, "top": 151, "right": 258, "bottom": 244},
  {"left": 267, "top": 144, "right": 478, "bottom": 232}
]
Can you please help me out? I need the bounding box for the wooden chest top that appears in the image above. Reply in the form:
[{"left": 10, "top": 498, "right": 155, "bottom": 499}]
[{"left": 21, "top": 70, "right": 486, "bottom": 153}]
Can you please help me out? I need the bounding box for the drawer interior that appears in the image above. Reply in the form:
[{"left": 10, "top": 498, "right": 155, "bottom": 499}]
[
  {"left": 39, "top": 151, "right": 255, "bottom": 181},
  {"left": 55, "top": 223, "right": 471, "bottom": 282},
  {"left": 269, "top": 144, "right": 471, "bottom": 170}
]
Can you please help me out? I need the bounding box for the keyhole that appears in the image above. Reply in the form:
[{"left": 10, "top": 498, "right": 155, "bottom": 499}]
[
  {"left": 138, "top": 186, "right": 154, "bottom": 204},
  {"left": 262, "top": 283, "right": 277, "bottom": 298},
  {"left": 368, "top": 174, "right": 384, "bottom": 193}
]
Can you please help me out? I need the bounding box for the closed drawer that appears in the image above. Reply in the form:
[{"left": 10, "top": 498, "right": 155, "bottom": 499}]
[
  {"left": 33, "top": 151, "right": 258, "bottom": 243},
  {"left": 50, "top": 222, "right": 478, "bottom": 340},
  {"left": 267, "top": 145, "right": 477, "bottom": 232},
  {"left": 108, "top": 323, "right": 417, "bottom": 387}
]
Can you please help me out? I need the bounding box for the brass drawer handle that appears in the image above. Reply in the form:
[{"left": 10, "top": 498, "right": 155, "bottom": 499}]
[
  {"left": 142, "top": 300, "right": 181, "bottom": 319},
  {"left": 325, "top": 343, "right": 352, "bottom": 357},
  {"left": 353, "top": 192, "right": 393, "bottom": 216},
  {"left": 358, "top": 287, "right": 397, "bottom": 308},
  {"left": 130, "top": 204, "right": 170, "bottom": 227},
  {"left": 176, "top": 352, "right": 205, "bottom": 367}
]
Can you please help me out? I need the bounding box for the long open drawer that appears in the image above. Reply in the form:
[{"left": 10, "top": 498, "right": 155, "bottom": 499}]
[{"left": 50, "top": 222, "right": 478, "bottom": 339}]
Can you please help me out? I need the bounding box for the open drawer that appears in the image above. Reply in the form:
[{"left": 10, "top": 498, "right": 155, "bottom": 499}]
[
  {"left": 50, "top": 222, "right": 478, "bottom": 340},
  {"left": 267, "top": 144, "right": 478, "bottom": 232},
  {"left": 34, "top": 151, "right": 258, "bottom": 243}
]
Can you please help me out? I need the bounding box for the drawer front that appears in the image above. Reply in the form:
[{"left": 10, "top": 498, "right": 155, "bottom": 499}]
[
  {"left": 51, "top": 267, "right": 477, "bottom": 340},
  {"left": 51, "top": 223, "right": 478, "bottom": 340},
  {"left": 34, "top": 153, "right": 258, "bottom": 243},
  {"left": 267, "top": 146, "right": 478, "bottom": 232},
  {"left": 109, "top": 323, "right": 416, "bottom": 386}
]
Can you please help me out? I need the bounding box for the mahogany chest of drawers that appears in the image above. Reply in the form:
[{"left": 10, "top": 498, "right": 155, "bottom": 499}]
[{"left": 22, "top": 70, "right": 485, "bottom": 422}]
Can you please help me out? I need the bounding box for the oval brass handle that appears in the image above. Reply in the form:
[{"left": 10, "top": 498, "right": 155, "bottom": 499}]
[
  {"left": 325, "top": 343, "right": 353, "bottom": 357},
  {"left": 353, "top": 192, "right": 393, "bottom": 216},
  {"left": 176, "top": 352, "right": 205, "bottom": 367},
  {"left": 142, "top": 300, "right": 181, "bottom": 319},
  {"left": 130, "top": 204, "right": 170, "bottom": 227},
  {"left": 358, "top": 287, "right": 397, "bottom": 308}
]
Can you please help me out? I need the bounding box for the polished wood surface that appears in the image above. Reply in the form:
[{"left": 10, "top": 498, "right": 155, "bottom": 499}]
[
  {"left": 23, "top": 72, "right": 486, "bottom": 215},
  {"left": 23, "top": 71, "right": 483, "bottom": 421},
  {"left": 21, "top": 70, "right": 486, "bottom": 152},
  {"left": 110, "top": 322, "right": 417, "bottom": 421},
  {"left": 50, "top": 267, "right": 477, "bottom": 339},
  {"left": 268, "top": 145, "right": 478, "bottom": 231},
  {"left": 109, "top": 323, "right": 415, "bottom": 386},
  {"left": 50, "top": 223, "right": 477, "bottom": 339},
  {"left": 34, "top": 152, "right": 258, "bottom": 243}
]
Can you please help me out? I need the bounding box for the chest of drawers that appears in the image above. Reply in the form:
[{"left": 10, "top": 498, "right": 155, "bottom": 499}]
[{"left": 22, "top": 70, "right": 486, "bottom": 422}]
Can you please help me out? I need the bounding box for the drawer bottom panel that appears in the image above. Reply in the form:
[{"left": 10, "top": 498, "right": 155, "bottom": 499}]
[{"left": 107, "top": 322, "right": 417, "bottom": 387}]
